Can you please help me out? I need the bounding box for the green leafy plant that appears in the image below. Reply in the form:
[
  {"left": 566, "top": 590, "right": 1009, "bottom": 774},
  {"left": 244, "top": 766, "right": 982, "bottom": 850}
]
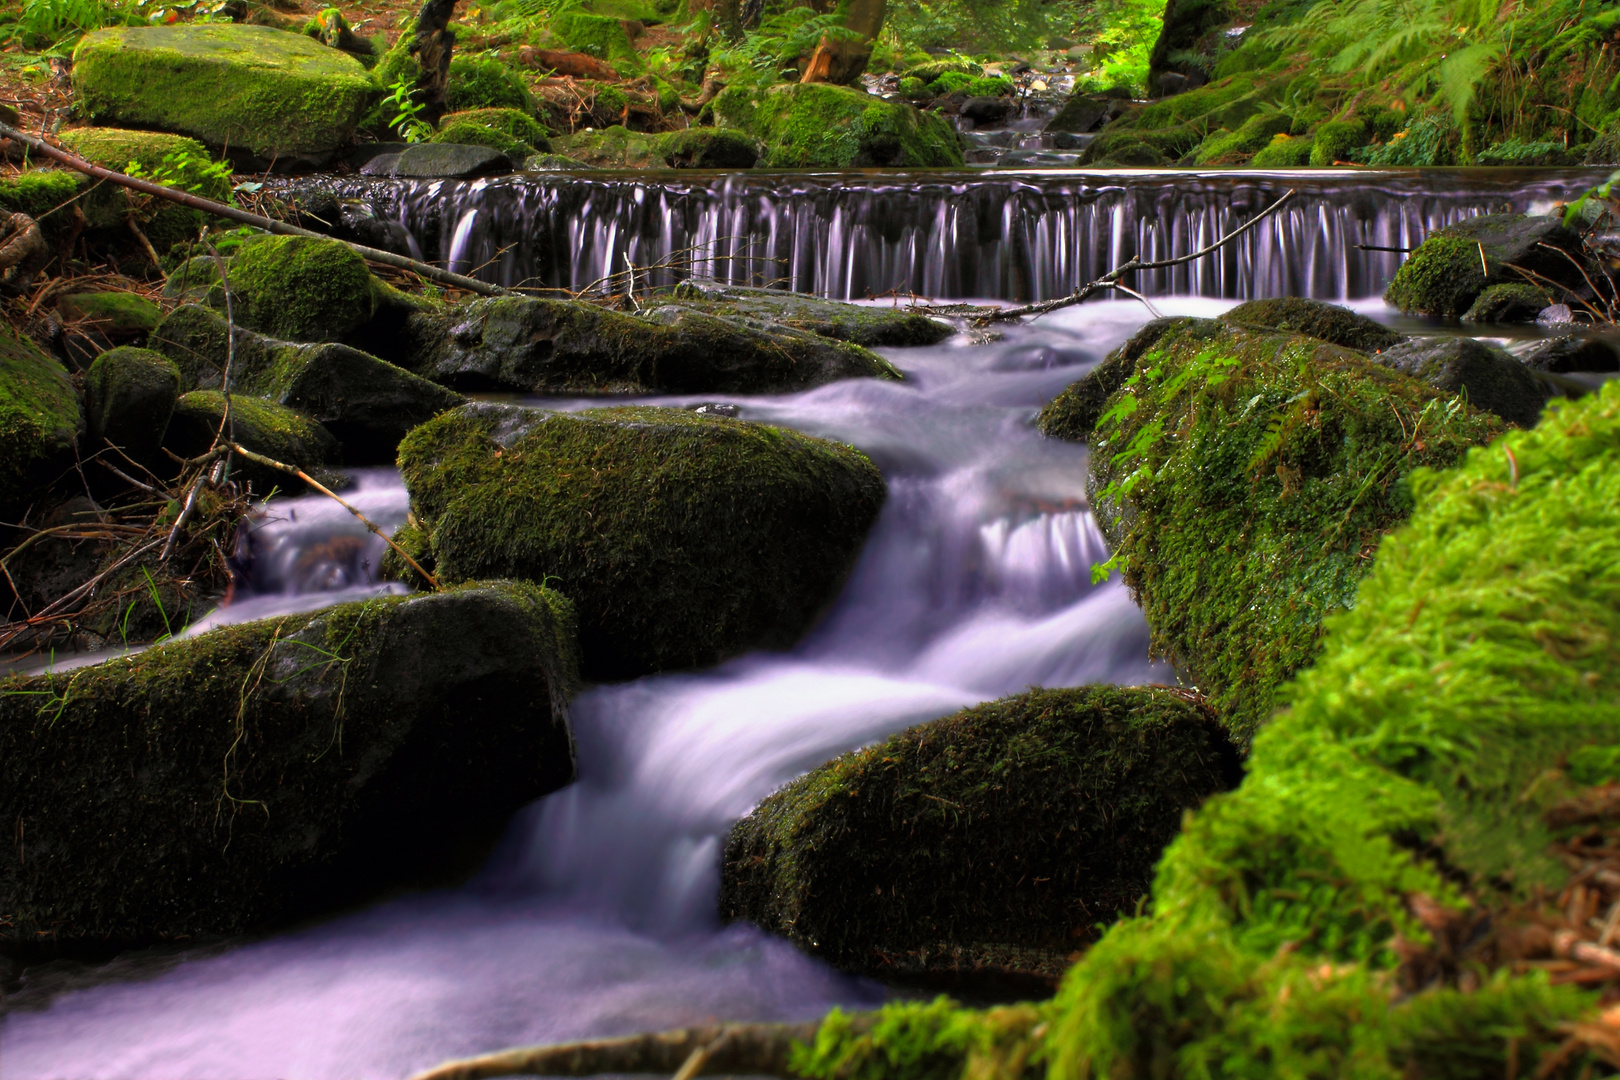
[
  {"left": 2, "top": 0, "right": 138, "bottom": 50},
  {"left": 385, "top": 76, "right": 434, "bottom": 143}
]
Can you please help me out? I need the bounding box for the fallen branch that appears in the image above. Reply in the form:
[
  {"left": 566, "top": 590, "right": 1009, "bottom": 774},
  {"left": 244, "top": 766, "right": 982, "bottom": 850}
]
[
  {"left": 0, "top": 120, "right": 509, "bottom": 299},
  {"left": 406, "top": 1021, "right": 821, "bottom": 1080}
]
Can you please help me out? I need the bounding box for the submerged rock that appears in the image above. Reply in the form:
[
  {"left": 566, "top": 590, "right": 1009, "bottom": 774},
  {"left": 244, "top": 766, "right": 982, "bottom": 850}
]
[
  {"left": 713, "top": 83, "right": 965, "bottom": 168},
  {"left": 150, "top": 304, "right": 463, "bottom": 462},
  {"left": 1219, "top": 297, "right": 1403, "bottom": 353},
  {"left": 1040, "top": 320, "right": 1503, "bottom": 742},
  {"left": 397, "top": 294, "right": 900, "bottom": 395},
  {"left": 1384, "top": 213, "right": 1588, "bottom": 318},
  {"left": 71, "top": 25, "right": 380, "bottom": 162},
  {"left": 722, "top": 685, "right": 1238, "bottom": 984},
  {"left": 393, "top": 403, "right": 885, "bottom": 680},
  {"left": 0, "top": 581, "right": 578, "bottom": 949},
  {"left": 665, "top": 280, "right": 953, "bottom": 347},
  {"left": 0, "top": 321, "right": 82, "bottom": 514},
  {"left": 1372, "top": 336, "right": 1550, "bottom": 428},
  {"left": 84, "top": 346, "right": 182, "bottom": 458}
]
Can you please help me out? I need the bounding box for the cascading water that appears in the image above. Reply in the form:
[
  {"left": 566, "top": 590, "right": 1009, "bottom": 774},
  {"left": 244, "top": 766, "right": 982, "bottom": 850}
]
[
  {"left": 295, "top": 167, "right": 1606, "bottom": 301},
  {"left": 0, "top": 295, "right": 1221, "bottom": 1080}
]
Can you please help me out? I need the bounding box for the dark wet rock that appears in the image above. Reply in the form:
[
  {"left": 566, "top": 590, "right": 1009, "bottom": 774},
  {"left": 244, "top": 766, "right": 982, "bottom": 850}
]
[
  {"left": 392, "top": 403, "right": 885, "bottom": 680},
  {"left": 653, "top": 128, "right": 762, "bottom": 168},
  {"left": 1385, "top": 213, "right": 1589, "bottom": 318},
  {"left": 1220, "top": 298, "right": 1403, "bottom": 352},
  {"left": 1463, "top": 283, "right": 1551, "bottom": 324},
  {"left": 397, "top": 294, "right": 900, "bottom": 395},
  {"left": 150, "top": 304, "right": 463, "bottom": 463},
  {"left": 85, "top": 347, "right": 182, "bottom": 458},
  {"left": 1045, "top": 93, "right": 1110, "bottom": 133},
  {"left": 1372, "top": 336, "right": 1550, "bottom": 427},
  {"left": 961, "top": 96, "right": 1016, "bottom": 125},
  {"left": 0, "top": 582, "right": 578, "bottom": 950},
  {"left": 360, "top": 142, "right": 516, "bottom": 179},
  {"left": 721, "top": 685, "right": 1239, "bottom": 984},
  {"left": 665, "top": 279, "right": 952, "bottom": 347},
  {"left": 0, "top": 320, "right": 82, "bottom": 514},
  {"left": 1514, "top": 335, "right": 1620, "bottom": 374}
]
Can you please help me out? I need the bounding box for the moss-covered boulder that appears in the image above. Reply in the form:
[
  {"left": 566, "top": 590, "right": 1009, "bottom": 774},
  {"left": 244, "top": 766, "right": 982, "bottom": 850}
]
[
  {"left": 1463, "top": 282, "right": 1548, "bottom": 324},
  {"left": 85, "top": 347, "right": 182, "bottom": 458},
  {"left": 652, "top": 128, "right": 762, "bottom": 168},
  {"left": 224, "top": 234, "right": 378, "bottom": 343},
  {"left": 394, "top": 403, "right": 885, "bottom": 680},
  {"left": 0, "top": 582, "right": 577, "bottom": 948},
  {"left": 0, "top": 321, "right": 82, "bottom": 514},
  {"left": 59, "top": 128, "right": 230, "bottom": 250},
  {"left": 0, "top": 170, "right": 84, "bottom": 220},
  {"left": 445, "top": 56, "right": 534, "bottom": 114},
  {"left": 55, "top": 291, "right": 164, "bottom": 343},
  {"left": 722, "top": 685, "right": 1238, "bottom": 982},
  {"left": 432, "top": 107, "right": 552, "bottom": 157},
  {"left": 1219, "top": 297, "right": 1403, "bottom": 352},
  {"left": 552, "top": 12, "right": 641, "bottom": 71},
  {"left": 72, "top": 25, "right": 380, "bottom": 160},
  {"left": 1193, "top": 112, "right": 1292, "bottom": 164},
  {"left": 713, "top": 83, "right": 965, "bottom": 169},
  {"left": 398, "top": 294, "right": 900, "bottom": 395},
  {"left": 1309, "top": 117, "right": 1368, "bottom": 165},
  {"left": 151, "top": 304, "right": 463, "bottom": 462},
  {"left": 1039, "top": 320, "right": 1502, "bottom": 743},
  {"left": 1371, "top": 337, "right": 1549, "bottom": 428},
  {"left": 1384, "top": 213, "right": 1589, "bottom": 318},
  {"left": 551, "top": 125, "right": 658, "bottom": 168},
  {"left": 665, "top": 280, "right": 953, "bottom": 347},
  {"left": 164, "top": 390, "right": 338, "bottom": 491}
]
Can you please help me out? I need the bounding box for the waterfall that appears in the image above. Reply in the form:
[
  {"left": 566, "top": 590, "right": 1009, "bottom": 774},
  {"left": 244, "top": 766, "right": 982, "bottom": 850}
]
[{"left": 292, "top": 167, "right": 1606, "bottom": 301}]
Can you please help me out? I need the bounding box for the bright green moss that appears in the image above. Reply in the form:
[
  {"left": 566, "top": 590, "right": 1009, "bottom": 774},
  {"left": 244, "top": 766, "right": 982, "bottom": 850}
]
[
  {"left": 1136, "top": 75, "right": 1257, "bottom": 127},
  {"left": 433, "top": 107, "right": 551, "bottom": 155},
  {"left": 56, "top": 291, "right": 163, "bottom": 338},
  {"left": 1039, "top": 321, "right": 1502, "bottom": 744},
  {"left": 431, "top": 120, "right": 535, "bottom": 158},
  {"left": 1463, "top": 283, "right": 1548, "bottom": 324},
  {"left": 965, "top": 75, "right": 1015, "bottom": 97},
  {"left": 445, "top": 56, "right": 534, "bottom": 113},
  {"left": 1384, "top": 235, "right": 1487, "bottom": 317},
  {"left": 1248, "top": 131, "right": 1313, "bottom": 167},
  {"left": 928, "top": 71, "right": 975, "bottom": 94},
  {"left": 553, "top": 12, "right": 640, "bottom": 70},
  {"left": 71, "top": 25, "right": 380, "bottom": 157},
  {"left": 1193, "top": 111, "right": 1292, "bottom": 164},
  {"left": 0, "top": 320, "right": 82, "bottom": 512},
  {"left": 551, "top": 125, "right": 657, "bottom": 167},
  {"left": 898, "top": 76, "right": 927, "bottom": 97},
  {"left": 1310, "top": 118, "right": 1368, "bottom": 165},
  {"left": 394, "top": 403, "right": 886, "bottom": 680},
  {"left": 0, "top": 170, "right": 86, "bottom": 219},
  {"left": 722, "top": 685, "right": 1237, "bottom": 977},
  {"left": 714, "top": 83, "right": 964, "bottom": 169},
  {"left": 898, "top": 59, "right": 984, "bottom": 83},
  {"left": 60, "top": 127, "right": 230, "bottom": 248},
  {"left": 225, "top": 234, "right": 377, "bottom": 342}
]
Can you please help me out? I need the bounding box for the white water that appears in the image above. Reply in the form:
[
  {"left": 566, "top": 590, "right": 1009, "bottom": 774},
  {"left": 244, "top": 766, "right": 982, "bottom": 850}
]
[{"left": 2, "top": 298, "right": 1235, "bottom": 1080}]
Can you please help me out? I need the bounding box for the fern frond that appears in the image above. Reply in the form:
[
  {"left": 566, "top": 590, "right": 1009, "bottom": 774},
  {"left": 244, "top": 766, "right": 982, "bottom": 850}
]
[{"left": 1436, "top": 40, "right": 1504, "bottom": 123}]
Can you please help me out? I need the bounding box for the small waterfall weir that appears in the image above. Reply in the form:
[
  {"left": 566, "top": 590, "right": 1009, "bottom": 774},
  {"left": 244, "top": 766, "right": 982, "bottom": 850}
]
[{"left": 306, "top": 167, "right": 1607, "bottom": 301}]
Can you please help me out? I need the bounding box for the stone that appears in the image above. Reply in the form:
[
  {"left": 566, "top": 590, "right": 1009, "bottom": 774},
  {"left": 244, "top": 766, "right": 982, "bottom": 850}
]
[
  {"left": 1372, "top": 336, "right": 1550, "bottom": 428},
  {"left": 431, "top": 107, "right": 552, "bottom": 158},
  {"left": 150, "top": 304, "right": 464, "bottom": 463},
  {"left": 1384, "top": 213, "right": 1590, "bottom": 318},
  {"left": 55, "top": 291, "right": 163, "bottom": 342},
  {"left": 550, "top": 126, "right": 657, "bottom": 168},
  {"left": 713, "top": 83, "right": 965, "bottom": 169},
  {"left": 84, "top": 346, "right": 182, "bottom": 458},
  {"left": 1219, "top": 297, "right": 1403, "bottom": 352},
  {"left": 163, "top": 390, "right": 339, "bottom": 490},
  {"left": 1045, "top": 93, "right": 1110, "bottom": 133},
  {"left": 665, "top": 279, "right": 953, "bottom": 347},
  {"left": 393, "top": 403, "right": 885, "bottom": 680},
  {"left": 360, "top": 142, "right": 517, "bottom": 179},
  {"left": 1514, "top": 336, "right": 1620, "bottom": 374},
  {"left": 224, "top": 234, "right": 378, "bottom": 343},
  {"left": 0, "top": 582, "right": 577, "bottom": 948},
  {"left": 961, "top": 96, "right": 1016, "bottom": 125},
  {"left": 71, "top": 25, "right": 380, "bottom": 161},
  {"left": 59, "top": 128, "right": 229, "bottom": 250},
  {"left": 721, "top": 685, "right": 1238, "bottom": 984},
  {"left": 652, "top": 128, "right": 762, "bottom": 168},
  {"left": 1462, "top": 283, "right": 1549, "bottom": 324},
  {"left": 0, "top": 320, "right": 82, "bottom": 514},
  {"left": 523, "top": 153, "right": 592, "bottom": 171},
  {"left": 396, "top": 294, "right": 901, "bottom": 395}
]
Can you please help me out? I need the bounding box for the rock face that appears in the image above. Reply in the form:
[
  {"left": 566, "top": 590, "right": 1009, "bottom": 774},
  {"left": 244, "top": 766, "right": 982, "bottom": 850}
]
[
  {"left": 1384, "top": 213, "right": 1589, "bottom": 317},
  {"left": 1372, "top": 336, "right": 1549, "bottom": 428},
  {"left": 85, "top": 347, "right": 182, "bottom": 458},
  {"left": 1515, "top": 335, "right": 1620, "bottom": 374},
  {"left": 0, "top": 320, "right": 82, "bottom": 514},
  {"left": 151, "top": 304, "right": 463, "bottom": 462},
  {"left": 397, "top": 295, "right": 901, "bottom": 395},
  {"left": 722, "top": 685, "right": 1238, "bottom": 983},
  {"left": 394, "top": 404, "right": 886, "bottom": 680},
  {"left": 72, "top": 25, "right": 380, "bottom": 161},
  {"left": 1219, "top": 297, "right": 1403, "bottom": 352},
  {"left": 654, "top": 129, "right": 762, "bottom": 169},
  {"left": 0, "top": 582, "right": 578, "bottom": 949},
  {"left": 432, "top": 108, "right": 553, "bottom": 158},
  {"left": 1039, "top": 320, "right": 1503, "bottom": 742},
  {"left": 713, "top": 83, "right": 965, "bottom": 168},
  {"left": 665, "top": 280, "right": 953, "bottom": 347}
]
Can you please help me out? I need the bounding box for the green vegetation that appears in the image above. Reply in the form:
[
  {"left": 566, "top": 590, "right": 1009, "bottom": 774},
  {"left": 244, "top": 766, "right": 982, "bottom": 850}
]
[
  {"left": 58, "top": 127, "right": 230, "bottom": 250},
  {"left": 1383, "top": 213, "right": 1588, "bottom": 319},
  {"left": 165, "top": 390, "right": 338, "bottom": 487},
  {"left": 0, "top": 319, "right": 82, "bottom": 513},
  {"left": 393, "top": 403, "right": 885, "bottom": 680},
  {"left": 225, "top": 234, "right": 378, "bottom": 343},
  {"left": 723, "top": 685, "right": 1237, "bottom": 978},
  {"left": 713, "top": 83, "right": 964, "bottom": 168},
  {"left": 1039, "top": 318, "right": 1501, "bottom": 743},
  {"left": 433, "top": 107, "right": 553, "bottom": 156},
  {"left": 445, "top": 55, "right": 535, "bottom": 112}
]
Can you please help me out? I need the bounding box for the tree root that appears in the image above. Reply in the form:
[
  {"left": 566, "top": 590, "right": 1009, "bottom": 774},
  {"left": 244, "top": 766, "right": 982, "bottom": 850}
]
[{"left": 0, "top": 211, "right": 49, "bottom": 293}]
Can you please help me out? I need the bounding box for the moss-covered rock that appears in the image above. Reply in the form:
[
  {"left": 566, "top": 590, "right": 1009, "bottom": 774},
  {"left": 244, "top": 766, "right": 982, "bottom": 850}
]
[
  {"left": 722, "top": 685, "right": 1238, "bottom": 982},
  {"left": 164, "top": 390, "right": 338, "bottom": 490},
  {"left": 1249, "top": 131, "right": 1313, "bottom": 167},
  {"left": 445, "top": 56, "right": 534, "bottom": 114},
  {"left": 551, "top": 125, "right": 658, "bottom": 168},
  {"left": 1462, "top": 282, "right": 1549, "bottom": 324},
  {"left": 553, "top": 12, "right": 640, "bottom": 70},
  {"left": 224, "top": 234, "right": 378, "bottom": 343},
  {"left": 0, "top": 582, "right": 577, "bottom": 948},
  {"left": 394, "top": 403, "right": 885, "bottom": 680},
  {"left": 397, "top": 294, "right": 901, "bottom": 395},
  {"left": 0, "top": 320, "right": 82, "bottom": 514},
  {"left": 713, "top": 83, "right": 965, "bottom": 169},
  {"left": 1384, "top": 213, "right": 1589, "bottom": 318},
  {"left": 59, "top": 128, "right": 230, "bottom": 250},
  {"left": 85, "top": 347, "right": 181, "bottom": 458},
  {"left": 1039, "top": 320, "right": 1502, "bottom": 743},
  {"left": 55, "top": 291, "right": 163, "bottom": 343},
  {"left": 1193, "top": 112, "right": 1292, "bottom": 164},
  {"left": 1371, "top": 337, "right": 1549, "bottom": 428},
  {"left": 1309, "top": 118, "right": 1367, "bottom": 165},
  {"left": 1219, "top": 297, "right": 1404, "bottom": 352},
  {"left": 150, "top": 304, "right": 464, "bottom": 462},
  {"left": 72, "top": 25, "right": 381, "bottom": 160},
  {"left": 0, "top": 170, "right": 85, "bottom": 220},
  {"left": 899, "top": 59, "right": 984, "bottom": 83},
  {"left": 664, "top": 280, "right": 953, "bottom": 347},
  {"left": 652, "top": 128, "right": 762, "bottom": 168},
  {"left": 522, "top": 153, "right": 592, "bottom": 171},
  {"left": 432, "top": 107, "right": 552, "bottom": 157}
]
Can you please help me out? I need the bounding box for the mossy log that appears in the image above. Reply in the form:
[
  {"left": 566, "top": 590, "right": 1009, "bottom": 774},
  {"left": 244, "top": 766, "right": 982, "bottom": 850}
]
[
  {"left": 722, "top": 685, "right": 1239, "bottom": 982},
  {"left": 0, "top": 582, "right": 577, "bottom": 952},
  {"left": 394, "top": 403, "right": 885, "bottom": 680}
]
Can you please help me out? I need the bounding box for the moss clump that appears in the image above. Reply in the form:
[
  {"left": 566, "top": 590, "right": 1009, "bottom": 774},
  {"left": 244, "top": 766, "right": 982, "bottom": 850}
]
[
  {"left": 1136, "top": 75, "right": 1258, "bottom": 128},
  {"left": 226, "top": 234, "right": 378, "bottom": 342},
  {"left": 1248, "top": 131, "right": 1313, "bottom": 167},
  {"left": 165, "top": 390, "right": 338, "bottom": 487},
  {"left": 445, "top": 56, "right": 535, "bottom": 113},
  {"left": 897, "top": 76, "right": 927, "bottom": 97},
  {"left": 1194, "top": 112, "right": 1293, "bottom": 165},
  {"left": 0, "top": 320, "right": 82, "bottom": 514},
  {"left": 722, "top": 685, "right": 1238, "bottom": 980},
  {"left": 56, "top": 291, "right": 163, "bottom": 339},
  {"left": 394, "top": 403, "right": 886, "bottom": 680},
  {"left": 928, "top": 71, "right": 975, "bottom": 95},
  {"left": 1463, "top": 282, "right": 1549, "bottom": 324},
  {"left": 1220, "top": 297, "right": 1404, "bottom": 352},
  {"left": 85, "top": 347, "right": 182, "bottom": 457},
  {"left": 1039, "top": 321, "right": 1502, "bottom": 744},
  {"left": 71, "top": 25, "right": 380, "bottom": 158},
  {"left": 551, "top": 125, "right": 657, "bottom": 168},
  {"left": 0, "top": 582, "right": 578, "bottom": 947},
  {"left": 1383, "top": 235, "right": 1486, "bottom": 318},
  {"left": 713, "top": 83, "right": 964, "bottom": 169},
  {"left": 0, "top": 170, "right": 86, "bottom": 219},
  {"left": 433, "top": 107, "right": 551, "bottom": 156},
  {"left": 652, "top": 128, "right": 761, "bottom": 168},
  {"left": 59, "top": 127, "right": 229, "bottom": 250},
  {"left": 1309, "top": 118, "right": 1367, "bottom": 165},
  {"left": 553, "top": 12, "right": 640, "bottom": 70},
  {"left": 965, "top": 75, "right": 1015, "bottom": 97},
  {"left": 899, "top": 59, "right": 984, "bottom": 83}
]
